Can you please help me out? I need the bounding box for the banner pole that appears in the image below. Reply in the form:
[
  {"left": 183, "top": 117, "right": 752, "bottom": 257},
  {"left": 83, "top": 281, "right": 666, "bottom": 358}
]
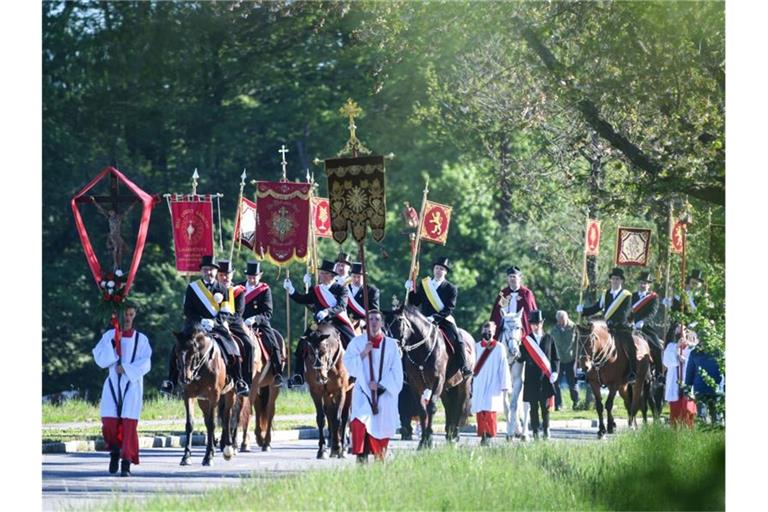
[
  {"left": 405, "top": 177, "right": 429, "bottom": 305},
  {"left": 359, "top": 241, "right": 378, "bottom": 414},
  {"left": 229, "top": 170, "right": 246, "bottom": 263},
  {"left": 578, "top": 212, "right": 589, "bottom": 311},
  {"left": 663, "top": 200, "right": 674, "bottom": 332},
  {"left": 285, "top": 267, "right": 291, "bottom": 378}
]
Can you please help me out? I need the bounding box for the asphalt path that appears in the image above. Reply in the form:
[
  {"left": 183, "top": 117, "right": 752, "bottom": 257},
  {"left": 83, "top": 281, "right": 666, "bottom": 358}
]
[{"left": 43, "top": 426, "right": 599, "bottom": 511}]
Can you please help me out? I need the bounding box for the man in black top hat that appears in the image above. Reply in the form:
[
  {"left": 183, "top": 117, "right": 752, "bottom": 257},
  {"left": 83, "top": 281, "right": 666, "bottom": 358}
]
[
  {"left": 631, "top": 271, "right": 663, "bottom": 378},
  {"left": 334, "top": 251, "right": 353, "bottom": 286},
  {"left": 239, "top": 260, "right": 283, "bottom": 386},
  {"left": 519, "top": 310, "right": 559, "bottom": 440},
  {"left": 214, "top": 260, "right": 253, "bottom": 396},
  {"left": 346, "top": 262, "right": 380, "bottom": 330},
  {"left": 577, "top": 267, "right": 639, "bottom": 384},
  {"left": 664, "top": 269, "right": 704, "bottom": 314},
  {"left": 284, "top": 259, "right": 355, "bottom": 386},
  {"left": 406, "top": 257, "right": 472, "bottom": 377}
]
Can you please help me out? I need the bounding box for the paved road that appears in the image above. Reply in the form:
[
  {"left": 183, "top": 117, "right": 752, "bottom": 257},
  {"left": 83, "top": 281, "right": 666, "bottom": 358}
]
[{"left": 43, "top": 426, "right": 599, "bottom": 511}]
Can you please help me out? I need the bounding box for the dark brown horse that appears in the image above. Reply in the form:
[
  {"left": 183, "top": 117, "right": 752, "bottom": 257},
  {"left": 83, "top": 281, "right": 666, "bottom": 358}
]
[
  {"left": 385, "top": 305, "right": 474, "bottom": 449},
  {"left": 575, "top": 320, "right": 651, "bottom": 438},
  {"left": 174, "top": 328, "right": 236, "bottom": 466},
  {"left": 232, "top": 327, "right": 285, "bottom": 452},
  {"left": 300, "top": 323, "right": 351, "bottom": 459}
]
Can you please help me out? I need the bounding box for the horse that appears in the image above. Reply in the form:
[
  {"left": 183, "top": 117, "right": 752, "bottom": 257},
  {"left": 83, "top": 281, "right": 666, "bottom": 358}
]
[
  {"left": 498, "top": 319, "right": 530, "bottom": 439},
  {"left": 300, "top": 322, "right": 351, "bottom": 459},
  {"left": 385, "top": 305, "right": 474, "bottom": 449},
  {"left": 173, "top": 327, "right": 236, "bottom": 466},
  {"left": 231, "top": 327, "right": 286, "bottom": 452},
  {"left": 575, "top": 320, "right": 651, "bottom": 438}
]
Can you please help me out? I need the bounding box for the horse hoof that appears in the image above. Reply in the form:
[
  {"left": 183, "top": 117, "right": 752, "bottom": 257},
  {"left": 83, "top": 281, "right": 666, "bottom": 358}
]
[
  {"left": 180, "top": 458, "right": 190, "bottom": 466},
  {"left": 223, "top": 445, "right": 235, "bottom": 460},
  {"left": 317, "top": 449, "right": 328, "bottom": 459},
  {"left": 261, "top": 445, "right": 271, "bottom": 452},
  {"left": 597, "top": 431, "right": 605, "bottom": 439},
  {"left": 338, "top": 451, "right": 346, "bottom": 459},
  {"left": 202, "top": 458, "right": 212, "bottom": 466},
  {"left": 240, "top": 444, "right": 251, "bottom": 453}
]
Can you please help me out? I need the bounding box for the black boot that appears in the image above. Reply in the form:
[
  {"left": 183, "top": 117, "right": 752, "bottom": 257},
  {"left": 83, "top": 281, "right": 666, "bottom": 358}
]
[
  {"left": 271, "top": 345, "right": 284, "bottom": 386},
  {"left": 120, "top": 459, "right": 131, "bottom": 477},
  {"left": 160, "top": 349, "right": 178, "bottom": 395},
  {"left": 232, "top": 359, "right": 250, "bottom": 397},
  {"left": 109, "top": 446, "right": 120, "bottom": 474},
  {"left": 289, "top": 350, "right": 305, "bottom": 387},
  {"left": 625, "top": 336, "right": 637, "bottom": 384},
  {"left": 453, "top": 336, "right": 473, "bottom": 377}
]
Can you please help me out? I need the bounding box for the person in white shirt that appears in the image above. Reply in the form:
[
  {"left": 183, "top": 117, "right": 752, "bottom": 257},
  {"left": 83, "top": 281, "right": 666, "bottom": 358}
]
[
  {"left": 92, "top": 303, "right": 152, "bottom": 476},
  {"left": 343, "top": 310, "right": 404, "bottom": 463},
  {"left": 471, "top": 321, "right": 512, "bottom": 446}
]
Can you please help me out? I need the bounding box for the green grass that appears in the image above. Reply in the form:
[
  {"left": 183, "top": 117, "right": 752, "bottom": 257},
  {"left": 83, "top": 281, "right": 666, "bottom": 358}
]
[{"left": 107, "top": 426, "right": 724, "bottom": 511}]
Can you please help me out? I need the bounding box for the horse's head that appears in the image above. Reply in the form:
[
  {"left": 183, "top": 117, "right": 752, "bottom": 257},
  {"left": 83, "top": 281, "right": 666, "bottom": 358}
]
[
  {"left": 575, "top": 320, "right": 610, "bottom": 372},
  {"left": 385, "top": 305, "right": 431, "bottom": 349},
  {"left": 304, "top": 324, "right": 341, "bottom": 386},
  {"left": 173, "top": 328, "right": 214, "bottom": 385}
]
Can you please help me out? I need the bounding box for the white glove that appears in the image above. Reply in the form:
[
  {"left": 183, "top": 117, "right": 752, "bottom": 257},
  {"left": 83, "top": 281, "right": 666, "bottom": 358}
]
[
  {"left": 549, "top": 372, "right": 559, "bottom": 384},
  {"left": 303, "top": 273, "right": 312, "bottom": 287},
  {"left": 283, "top": 279, "right": 295, "bottom": 295},
  {"left": 213, "top": 292, "right": 224, "bottom": 304},
  {"left": 634, "top": 320, "right": 644, "bottom": 329},
  {"left": 428, "top": 315, "right": 438, "bottom": 324},
  {"left": 244, "top": 316, "right": 256, "bottom": 327},
  {"left": 576, "top": 304, "right": 584, "bottom": 314},
  {"left": 200, "top": 318, "right": 214, "bottom": 331},
  {"left": 404, "top": 279, "right": 413, "bottom": 291},
  {"left": 662, "top": 297, "right": 672, "bottom": 307},
  {"left": 316, "top": 309, "right": 330, "bottom": 321}
]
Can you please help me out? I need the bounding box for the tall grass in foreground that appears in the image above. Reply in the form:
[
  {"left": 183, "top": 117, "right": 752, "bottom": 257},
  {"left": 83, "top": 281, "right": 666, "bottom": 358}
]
[{"left": 112, "top": 426, "right": 724, "bottom": 511}]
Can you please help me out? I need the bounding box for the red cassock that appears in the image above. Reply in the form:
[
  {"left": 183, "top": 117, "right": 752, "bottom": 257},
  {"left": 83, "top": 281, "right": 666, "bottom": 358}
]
[{"left": 489, "top": 286, "right": 538, "bottom": 339}]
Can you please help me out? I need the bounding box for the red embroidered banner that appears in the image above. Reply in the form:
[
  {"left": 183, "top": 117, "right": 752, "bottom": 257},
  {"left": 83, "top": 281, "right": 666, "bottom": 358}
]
[
  {"left": 671, "top": 220, "right": 686, "bottom": 255},
  {"left": 235, "top": 197, "right": 258, "bottom": 250},
  {"left": 255, "top": 181, "right": 311, "bottom": 266},
  {"left": 312, "top": 197, "right": 332, "bottom": 238},
  {"left": 169, "top": 198, "right": 215, "bottom": 275},
  {"left": 615, "top": 227, "right": 652, "bottom": 266},
  {"left": 420, "top": 200, "right": 452, "bottom": 245},
  {"left": 585, "top": 218, "right": 601, "bottom": 257},
  {"left": 71, "top": 166, "right": 157, "bottom": 297}
]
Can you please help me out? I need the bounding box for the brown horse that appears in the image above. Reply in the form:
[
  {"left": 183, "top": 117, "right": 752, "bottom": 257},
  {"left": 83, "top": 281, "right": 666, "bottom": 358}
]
[
  {"left": 232, "top": 327, "right": 285, "bottom": 452},
  {"left": 385, "top": 305, "right": 474, "bottom": 449},
  {"left": 173, "top": 328, "right": 236, "bottom": 466},
  {"left": 575, "top": 320, "right": 651, "bottom": 438},
  {"left": 300, "top": 323, "right": 351, "bottom": 459}
]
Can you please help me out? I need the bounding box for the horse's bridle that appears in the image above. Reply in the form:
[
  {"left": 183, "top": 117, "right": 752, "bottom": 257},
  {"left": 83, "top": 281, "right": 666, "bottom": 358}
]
[
  {"left": 575, "top": 325, "right": 616, "bottom": 381},
  {"left": 179, "top": 334, "right": 216, "bottom": 383},
  {"left": 387, "top": 313, "right": 437, "bottom": 371},
  {"left": 307, "top": 338, "right": 341, "bottom": 377}
]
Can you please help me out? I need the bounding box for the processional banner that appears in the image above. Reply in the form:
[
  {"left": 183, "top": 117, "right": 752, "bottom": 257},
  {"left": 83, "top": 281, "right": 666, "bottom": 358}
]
[
  {"left": 169, "top": 197, "right": 215, "bottom": 276},
  {"left": 671, "top": 220, "right": 686, "bottom": 255},
  {"left": 324, "top": 155, "right": 386, "bottom": 244},
  {"left": 235, "top": 197, "right": 258, "bottom": 249},
  {"left": 255, "top": 181, "right": 311, "bottom": 266},
  {"left": 585, "top": 218, "right": 601, "bottom": 257},
  {"left": 312, "top": 197, "right": 332, "bottom": 238},
  {"left": 419, "top": 200, "right": 452, "bottom": 245},
  {"left": 615, "top": 227, "right": 652, "bottom": 266}
]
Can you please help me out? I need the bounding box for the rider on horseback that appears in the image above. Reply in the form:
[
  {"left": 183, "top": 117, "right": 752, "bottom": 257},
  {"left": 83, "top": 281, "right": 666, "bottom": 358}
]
[
  {"left": 405, "top": 257, "right": 472, "bottom": 378},
  {"left": 577, "top": 267, "right": 638, "bottom": 384},
  {"left": 631, "top": 271, "right": 664, "bottom": 381},
  {"left": 346, "top": 262, "right": 380, "bottom": 331},
  {"left": 284, "top": 259, "right": 356, "bottom": 386},
  {"left": 239, "top": 260, "right": 284, "bottom": 386}
]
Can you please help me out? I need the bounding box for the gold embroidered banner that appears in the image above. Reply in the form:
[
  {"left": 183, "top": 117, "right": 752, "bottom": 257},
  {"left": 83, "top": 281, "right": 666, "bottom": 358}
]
[
  {"left": 615, "top": 227, "right": 652, "bottom": 266},
  {"left": 255, "top": 181, "right": 311, "bottom": 266},
  {"left": 419, "top": 200, "right": 452, "bottom": 245},
  {"left": 324, "top": 155, "right": 386, "bottom": 244},
  {"left": 585, "top": 218, "right": 601, "bottom": 257},
  {"left": 312, "top": 197, "right": 332, "bottom": 238}
]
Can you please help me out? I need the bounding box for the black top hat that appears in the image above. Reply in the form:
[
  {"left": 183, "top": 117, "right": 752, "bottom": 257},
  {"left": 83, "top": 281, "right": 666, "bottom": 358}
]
[
  {"left": 351, "top": 262, "right": 363, "bottom": 275},
  {"left": 687, "top": 269, "right": 704, "bottom": 283},
  {"left": 528, "top": 310, "right": 544, "bottom": 324},
  {"left": 506, "top": 265, "right": 522, "bottom": 276},
  {"left": 245, "top": 261, "right": 262, "bottom": 275},
  {"left": 336, "top": 251, "right": 352, "bottom": 266},
  {"left": 217, "top": 259, "right": 234, "bottom": 274},
  {"left": 432, "top": 257, "right": 451, "bottom": 272},
  {"left": 637, "top": 271, "right": 653, "bottom": 283},
  {"left": 609, "top": 267, "right": 625, "bottom": 280},
  {"left": 318, "top": 259, "right": 339, "bottom": 275},
  {"left": 199, "top": 255, "right": 219, "bottom": 270}
]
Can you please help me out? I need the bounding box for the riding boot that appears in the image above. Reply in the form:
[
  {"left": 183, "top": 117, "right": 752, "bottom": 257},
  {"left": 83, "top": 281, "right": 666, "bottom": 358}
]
[
  {"left": 452, "top": 334, "right": 473, "bottom": 377},
  {"left": 289, "top": 345, "right": 305, "bottom": 387},
  {"left": 241, "top": 342, "right": 253, "bottom": 388},
  {"left": 625, "top": 338, "right": 638, "bottom": 384},
  {"left": 268, "top": 345, "right": 284, "bottom": 386},
  {"left": 108, "top": 446, "right": 120, "bottom": 474},
  {"left": 232, "top": 358, "right": 250, "bottom": 397},
  {"left": 160, "top": 349, "right": 178, "bottom": 395}
]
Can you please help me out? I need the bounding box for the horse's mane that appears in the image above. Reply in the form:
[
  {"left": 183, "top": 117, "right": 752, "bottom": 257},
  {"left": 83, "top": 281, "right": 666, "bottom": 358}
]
[{"left": 402, "top": 304, "right": 432, "bottom": 333}]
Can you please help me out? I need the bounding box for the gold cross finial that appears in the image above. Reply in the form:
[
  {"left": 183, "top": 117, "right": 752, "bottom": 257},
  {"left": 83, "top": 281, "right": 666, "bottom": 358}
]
[{"left": 336, "top": 98, "right": 370, "bottom": 157}]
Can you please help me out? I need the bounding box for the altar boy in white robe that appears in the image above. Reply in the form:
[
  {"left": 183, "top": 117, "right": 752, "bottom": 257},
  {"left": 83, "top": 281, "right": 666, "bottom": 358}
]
[
  {"left": 92, "top": 303, "right": 152, "bottom": 477},
  {"left": 471, "top": 320, "right": 512, "bottom": 446},
  {"left": 343, "top": 309, "right": 404, "bottom": 463}
]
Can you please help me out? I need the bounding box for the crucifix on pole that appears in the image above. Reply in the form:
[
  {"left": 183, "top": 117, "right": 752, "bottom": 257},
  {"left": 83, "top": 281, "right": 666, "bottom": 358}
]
[{"left": 279, "top": 145, "right": 290, "bottom": 182}]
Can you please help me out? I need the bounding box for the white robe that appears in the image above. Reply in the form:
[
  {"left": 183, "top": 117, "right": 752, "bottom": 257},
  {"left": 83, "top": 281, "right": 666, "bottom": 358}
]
[
  {"left": 662, "top": 342, "right": 691, "bottom": 403},
  {"left": 92, "top": 329, "right": 152, "bottom": 420},
  {"left": 471, "top": 342, "right": 512, "bottom": 414},
  {"left": 343, "top": 333, "right": 404, "bottom": 440}
]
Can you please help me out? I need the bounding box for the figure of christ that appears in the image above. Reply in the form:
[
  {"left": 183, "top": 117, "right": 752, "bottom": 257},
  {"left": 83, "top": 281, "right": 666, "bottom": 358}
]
[{"left": 91, "top": 196, "right": 137, "bottom": 271}]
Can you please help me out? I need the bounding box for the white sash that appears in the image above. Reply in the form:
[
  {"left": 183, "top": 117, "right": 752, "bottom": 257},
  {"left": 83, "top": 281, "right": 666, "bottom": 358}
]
[
  {"left": 605, "top": 289, "right": 631, "bottom": 321},
  {"left": 347, "top": 286, "right": 366, "bottom": 317},
  {"left": 524, "top": 334, "right": 552, "bottom": 376},
  {"left": 191, "top": 280, "right": 219, "bottom": 317},
  {"left": 315, "top": 285, "right": 355, "bottom": 330}
]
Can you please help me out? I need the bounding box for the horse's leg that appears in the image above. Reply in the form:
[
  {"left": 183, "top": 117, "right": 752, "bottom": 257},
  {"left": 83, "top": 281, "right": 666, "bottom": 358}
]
[
  {"left": 239, "top": 396, "right": 252, "bottom": 452},
  {"left": 219, "top": 391, "right": 236, "bottom": 458},
  {"left": 326, "top": 397, "right": 341, "bottom": 458},
  {"left": 180, "top": 396, "right": 194, "bottom": 466},
  {"left": 338, "top": 388, "right": 349, "bottom": 458},
  {"left": 591, "top": 379, "right": 606, "bottom": 438},
  {"left": 606, "top": 387, "right": 618, "bottom": 434},
  {"left": 312, "top": 391, "right": 327, "bottom": 459},
  {"left": 264, "top": 385, "right": 279, "bottom": 451},
  {"left": 202, "top": 399, "right": 216, "bottom": 466}
]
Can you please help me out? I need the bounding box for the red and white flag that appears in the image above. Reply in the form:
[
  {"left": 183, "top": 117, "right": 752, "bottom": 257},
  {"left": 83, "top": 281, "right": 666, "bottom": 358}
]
[
  {"left": 235, "top": 197, "right": 258, "bottom": 250},
  {"left": 420, "top": 200, "right": 452, "bottom": 245},
  {"left": 312, "top": 197, "right": 332, "bottom": 238},
  {"left": 585, "top": 218, "right": 601, "bottom": 257},
  {"left": 168, "top": 196, "right": 215, "bottom": 276},
  {"left": 671, "top": 220, "right": 686, "bottom": 255}
]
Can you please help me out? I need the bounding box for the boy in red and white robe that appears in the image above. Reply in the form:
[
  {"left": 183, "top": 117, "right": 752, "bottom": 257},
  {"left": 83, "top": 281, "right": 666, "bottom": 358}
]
[
  {"left": 343, "top": 310, "right": 404, "bottom": 462},
  {"left": 92, "top": 303, "right": 152, "bottom": 476},
  {"left": 471, "top": 321, "right": 512, "bottom": 446}
]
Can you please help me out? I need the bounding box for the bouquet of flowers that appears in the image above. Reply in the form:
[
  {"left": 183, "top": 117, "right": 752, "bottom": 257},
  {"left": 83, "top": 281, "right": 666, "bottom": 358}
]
[{"left": 98, "top": 269, "right": 128, "bottom": 313}]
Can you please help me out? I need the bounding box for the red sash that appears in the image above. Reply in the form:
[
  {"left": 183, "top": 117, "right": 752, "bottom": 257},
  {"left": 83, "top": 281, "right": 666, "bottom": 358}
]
[
  {"left": 313, "top": 286, "right": 355, "bottom": 330},
  {"left": 473, "top": 341, "right": 497, "bottom": 376},
  {"left": 244, "top": 283, "right": 269, "bottom": 304},
  {"left": 632, "top": 291, "right": 658, "bottom": 313},
  {"left": 521, "top": 335, "right": 552, "bottom": 378}
]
